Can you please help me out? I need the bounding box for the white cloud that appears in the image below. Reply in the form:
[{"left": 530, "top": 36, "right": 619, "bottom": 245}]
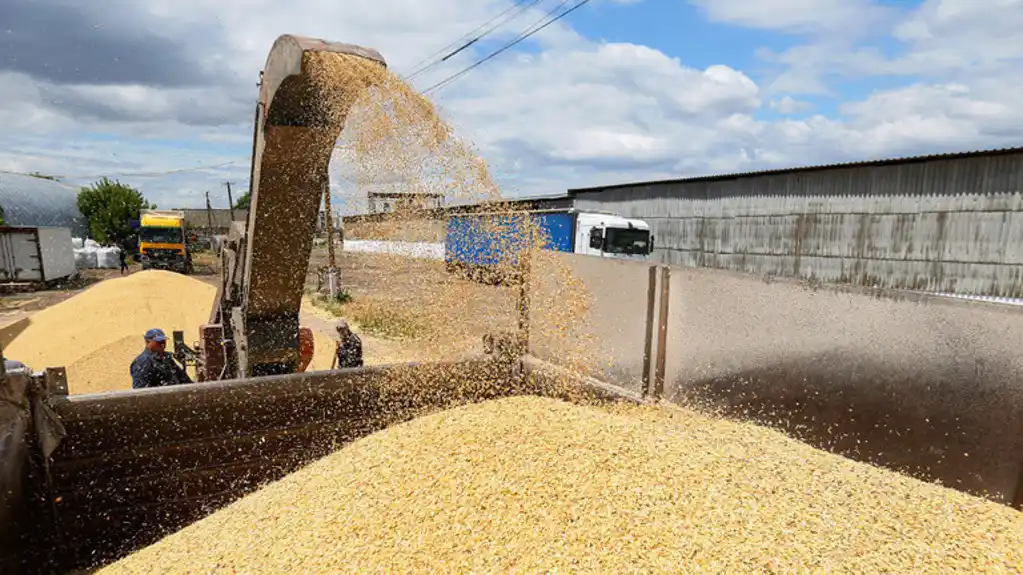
[
  {"left": 688, "top": 0, "right": 894, "bottom": 35},
  {"left": 2, "top": 0, "right": 1022, "bottom": 212},
  {"left": 756, "top": 0, "right": 1023, "bottom": 92},
  {"left": 771, "top": 96, "right": 814, "bottom": 114}
]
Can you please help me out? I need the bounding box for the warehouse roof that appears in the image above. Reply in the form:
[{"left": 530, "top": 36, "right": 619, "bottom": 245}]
[
  {"left": 567, "top": 146, "right": 1023, "bottom": 194},
  {"left": 341, "top": 193, "right": 575, "bottom": 222},
  {"left": 0, "top": 172, "right": 88, "bottom": 236}
]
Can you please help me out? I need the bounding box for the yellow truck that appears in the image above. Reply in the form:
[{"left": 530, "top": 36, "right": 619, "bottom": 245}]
[{"left": 138, "top": 209, "right": 192, "bottom": 274}]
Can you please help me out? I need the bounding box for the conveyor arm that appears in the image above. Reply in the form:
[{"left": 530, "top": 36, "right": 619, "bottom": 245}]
[{"left": 213, "top": 35, "right": 386, "bottom": 378}]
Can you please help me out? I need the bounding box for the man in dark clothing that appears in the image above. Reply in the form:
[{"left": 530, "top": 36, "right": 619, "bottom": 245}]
[
  {"left": 333, "top": 320, "right": 363, "bottom": 369},
  {"left": 118, "top": 246, "right": 129, "bottom": 275},
  {"left": 130, "top": 328, "right": 192, "bottom": 389},
  {"left": 2, "top": 356, "right": 30, "bottom": 376}
]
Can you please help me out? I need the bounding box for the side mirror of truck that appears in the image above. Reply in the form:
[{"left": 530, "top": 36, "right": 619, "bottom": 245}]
[{"left": 588, "top": 228, "right": 604, "bottom": 250}]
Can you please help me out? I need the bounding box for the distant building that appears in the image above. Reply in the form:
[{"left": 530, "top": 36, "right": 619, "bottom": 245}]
[
  {"left": 566, "top": 146, "right": 1023, "bottom": 268},
  {"left": 342, "top": 193, "right": 576, "bottom": 225},
  {"left": 0, "top": 173, "right": 88, "bottom": 236},
  {"left": 177, "top": 208, "right": 248, "bottom": 235},
  {"left": 367, "top": 191, "right": 444, "bottom": 214},
  {"left": 317, "top": 209, "right": 341, "bottom": 233}
]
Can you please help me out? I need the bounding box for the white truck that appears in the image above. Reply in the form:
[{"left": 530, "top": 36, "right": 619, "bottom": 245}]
[
  {"left": 444, "top": 209, "right": 654, "bottom": 281},
  {"left": 0, "top": 226, "right": 76, "bottom": 284}
]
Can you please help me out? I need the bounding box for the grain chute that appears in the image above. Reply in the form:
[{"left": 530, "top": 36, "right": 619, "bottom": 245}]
[{"left": 177, "top": 35, "right": 387, "bottom": 380}]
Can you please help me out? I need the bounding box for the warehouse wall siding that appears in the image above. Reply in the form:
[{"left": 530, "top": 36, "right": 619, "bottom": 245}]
[{"left": 571, "top": 151, "right": 1023, "bottom": 296}]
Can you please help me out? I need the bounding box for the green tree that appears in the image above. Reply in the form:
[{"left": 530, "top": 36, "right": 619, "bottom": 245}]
[
  {"left": 0, "top": 205, "right": 6, "bottom": 226},
  {"left": 77, "top": 178, "right": 153, "bottom": 245},
  {"left": 233, "top": 190, "right": 251, "bottom": 211}
]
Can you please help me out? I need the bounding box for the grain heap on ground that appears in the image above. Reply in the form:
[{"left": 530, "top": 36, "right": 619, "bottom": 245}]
[
  {"left": 5, "top": 270, "right": 339, "bottom": 394},
  {"left": 100, "top": 396, "right": 1023, "bottom": 574}
]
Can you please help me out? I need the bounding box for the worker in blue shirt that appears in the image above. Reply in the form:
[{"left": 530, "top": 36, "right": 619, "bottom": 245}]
[{"left": 130, "top": 328, "right": 192, "bottom": 389}]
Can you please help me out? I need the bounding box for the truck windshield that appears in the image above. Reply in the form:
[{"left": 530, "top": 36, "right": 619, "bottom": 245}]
[
  {"left": 604, "top": 227, "right": 650, "bottom": 255},
  {"left": 139, "top": 226, "right": 183, "bottom": 244}
]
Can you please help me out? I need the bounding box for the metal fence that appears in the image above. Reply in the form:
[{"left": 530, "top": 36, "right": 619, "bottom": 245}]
[{"left": 525, "top": 251, "right": 1023, "bottom": 509}]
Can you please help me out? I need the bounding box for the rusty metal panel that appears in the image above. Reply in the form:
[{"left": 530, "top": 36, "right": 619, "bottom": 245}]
[
  {"left": 0, "top": 374, "right": 32, "bottom": 574},
  {"left": 44, "top": 360, "right": 516, "bottom": 573}
]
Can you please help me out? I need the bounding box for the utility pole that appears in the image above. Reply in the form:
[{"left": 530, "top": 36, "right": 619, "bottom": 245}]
[
  {"left": 204, "top": 191, "right": 215, "bottom": 243},
  {"left": 323, "top": 179, "right": 339, "bottom": 299},
  {"left": 323, "top": 183, "right": 337, "bottom": 269},
  {"left": 224, "top": 181, "right": 236, "bottom": 222}
]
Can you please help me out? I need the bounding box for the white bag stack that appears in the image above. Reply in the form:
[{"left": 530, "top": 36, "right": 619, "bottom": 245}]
[
  {"left": 72, "top": 238, "right": 105, "bottom": 269},
  {"left": 74, "top": 248, "right": 98, "bottom": 269},
  {"left": 96, "top": 247, "right": 121, "bottom": 269}
]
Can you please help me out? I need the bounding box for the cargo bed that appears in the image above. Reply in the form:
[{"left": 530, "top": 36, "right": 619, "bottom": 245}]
[{"left": 0, "top": 354, "right": 636, "bottom": 574}]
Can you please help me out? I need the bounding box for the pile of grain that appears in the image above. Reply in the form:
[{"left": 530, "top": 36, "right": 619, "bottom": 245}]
[
  {"left": 5, "top": 271, "right": 215, "bottom": 393},
  {"left": 100, "top": 396, "right": 1023, "bottom": 573},
  {"left": 6, "top": 271, "right": 339, "bottom": 394}
]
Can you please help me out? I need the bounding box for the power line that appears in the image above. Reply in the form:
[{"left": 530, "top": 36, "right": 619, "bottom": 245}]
[
  {"left": 405, "top": 0, "right": 545, "bottom": 81},
  {"left": 421, "top": 0, "right": 590, "bottom": 96},
  {"left": 59, "top": 161, "right": 243, "bottom": 179},
  {"left": 0, "top": 160, "right": 244, "bottom": 181}
]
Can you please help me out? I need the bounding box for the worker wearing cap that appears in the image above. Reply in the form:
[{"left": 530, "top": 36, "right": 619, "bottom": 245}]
[
  {"left": 2, "top": 355, "right": 30, "bottom": 375},
  {"left": 333, "top": 320, "right": 363, "bottom": 369},
  {"left": 130, "top": 328, "right": 192, "bottom": 389}
]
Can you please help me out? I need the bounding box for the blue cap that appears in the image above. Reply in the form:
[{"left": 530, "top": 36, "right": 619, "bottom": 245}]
[{"left": 145, "top": 328, "right": 167, "bottom": 342}]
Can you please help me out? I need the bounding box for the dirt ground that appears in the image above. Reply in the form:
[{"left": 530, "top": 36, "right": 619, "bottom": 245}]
[
  {"left": 1, "top": 248, "right": 517, "bottom": 367},
  {"left": 305, "top": 247, "right": 519, "bottom": 360}
]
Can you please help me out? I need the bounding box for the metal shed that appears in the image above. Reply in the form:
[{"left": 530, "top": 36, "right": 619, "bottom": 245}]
[
  {"left": 0, "top": 173, "right": 88, "bottom": 238},
  {"left": 567, "top": 147, "right": 1023, "bottom": 296}
]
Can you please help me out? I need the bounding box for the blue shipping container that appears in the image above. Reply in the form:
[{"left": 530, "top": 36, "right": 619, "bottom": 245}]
[{"left": 445, "top": 211, "right": 576, "bottom": 268}]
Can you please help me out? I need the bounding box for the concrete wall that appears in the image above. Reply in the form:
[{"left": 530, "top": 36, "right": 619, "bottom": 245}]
[
  {"left": 527, "top": 252, "right": 657, "bottom": 394},
  {"left": 343, "top": 219, "right": 445, "bottom": 242},
  {"left": 343, "top": 240, "right": 444, "bottom": 260},
  {"left": 571, "top": 151, "right": 1023, "bottom": 297}
]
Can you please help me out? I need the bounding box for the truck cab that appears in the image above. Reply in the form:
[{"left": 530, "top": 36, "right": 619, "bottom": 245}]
[
  {"left": 138, "top": 210, "right": 192, "bottom": 274},
  {"left": 574, "top": 212, "right": 653, "bottom": 260}
]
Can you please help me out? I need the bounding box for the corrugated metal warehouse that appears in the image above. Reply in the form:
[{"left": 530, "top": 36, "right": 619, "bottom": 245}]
[
  {"left": 569, "top": 147, "right": 1023, "bottom": 297},
  {"left": 0, "top": 173, "right": 89, "bottom": 237}
]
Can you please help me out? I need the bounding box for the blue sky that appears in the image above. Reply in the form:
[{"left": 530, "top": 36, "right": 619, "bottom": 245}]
[{"left": 0, "top": 0, "right": 1020, "bottom": 211}]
